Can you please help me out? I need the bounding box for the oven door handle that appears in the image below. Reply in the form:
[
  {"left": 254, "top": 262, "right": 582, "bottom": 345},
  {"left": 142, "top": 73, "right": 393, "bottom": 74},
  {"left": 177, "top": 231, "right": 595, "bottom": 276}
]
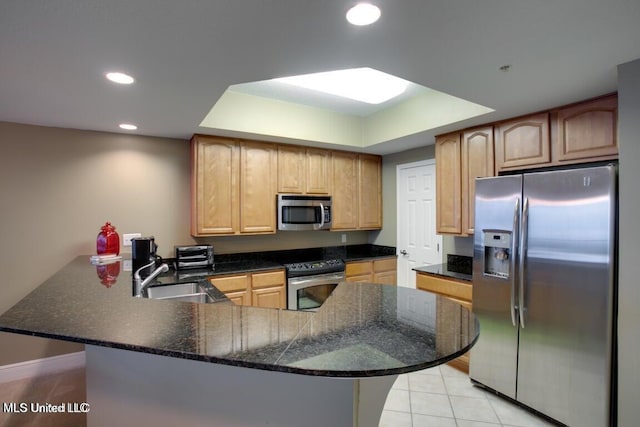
[{"left": 288, "top": 273, "right": 345, "bottom": 286}]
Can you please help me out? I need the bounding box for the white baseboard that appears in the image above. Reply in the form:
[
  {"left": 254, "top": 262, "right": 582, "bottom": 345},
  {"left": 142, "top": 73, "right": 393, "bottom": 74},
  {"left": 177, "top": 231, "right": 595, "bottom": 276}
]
[{"left": 0, "top": 351, "right": 85, "bottom": 383}]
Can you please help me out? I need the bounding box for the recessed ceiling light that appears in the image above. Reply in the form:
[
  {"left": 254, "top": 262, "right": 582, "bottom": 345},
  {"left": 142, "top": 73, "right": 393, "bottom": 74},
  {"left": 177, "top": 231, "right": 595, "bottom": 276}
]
[
  {"left": 119, "top": 123, "right": 137, "bottom": 130},
  {"left": 346, "top": 3, "right": 381, "bottom": 26},
  {"left": 274, "top": 68, "right": 408, "bottom": 104},
  {"left": 106, "top": 72, "right": 135, "bottom": 85}
]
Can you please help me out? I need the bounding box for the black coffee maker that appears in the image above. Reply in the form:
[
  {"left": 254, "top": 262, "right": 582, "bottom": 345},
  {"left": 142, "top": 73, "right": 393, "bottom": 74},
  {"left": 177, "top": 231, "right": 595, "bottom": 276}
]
[{"left": 131, "top": 236, "right": 159, "bottom": 277}]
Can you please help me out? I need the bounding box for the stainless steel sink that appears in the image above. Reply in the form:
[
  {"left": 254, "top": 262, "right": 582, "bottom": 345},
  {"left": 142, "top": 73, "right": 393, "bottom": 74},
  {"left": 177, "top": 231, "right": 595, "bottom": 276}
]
[{"left": 144, "top": 282, "right": 222, "bottom": 303}]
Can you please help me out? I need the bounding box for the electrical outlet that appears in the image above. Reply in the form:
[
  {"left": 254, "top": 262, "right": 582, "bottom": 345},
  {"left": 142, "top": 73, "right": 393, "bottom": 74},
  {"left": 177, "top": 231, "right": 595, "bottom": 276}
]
[
  {"left": 123, "top": 233, "right": 142, "bottom": 247},
  {"left": 341, "top": 233, "right": 347, "bottom": 243}
]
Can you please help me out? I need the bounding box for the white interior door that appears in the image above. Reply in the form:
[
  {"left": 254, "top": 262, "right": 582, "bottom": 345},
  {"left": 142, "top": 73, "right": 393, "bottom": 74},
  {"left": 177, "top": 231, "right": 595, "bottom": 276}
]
[{"left": 396, "top": 160, "right": 442, "bottom": 288}]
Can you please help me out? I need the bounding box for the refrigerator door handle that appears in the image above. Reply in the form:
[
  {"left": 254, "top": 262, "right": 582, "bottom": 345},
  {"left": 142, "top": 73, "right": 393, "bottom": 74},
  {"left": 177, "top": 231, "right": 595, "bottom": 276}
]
[
  {"left": 510, "top": 197, "right": 520, "bottom": 327},
  {"left": 518, "top": 197, "right": 529, "bottom": 328}
]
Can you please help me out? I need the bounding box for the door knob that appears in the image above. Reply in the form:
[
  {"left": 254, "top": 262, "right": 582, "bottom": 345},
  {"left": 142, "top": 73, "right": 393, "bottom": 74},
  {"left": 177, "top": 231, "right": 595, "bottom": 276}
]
[{"left": 400, "top": 250, "right": 408, "bottom": 256}]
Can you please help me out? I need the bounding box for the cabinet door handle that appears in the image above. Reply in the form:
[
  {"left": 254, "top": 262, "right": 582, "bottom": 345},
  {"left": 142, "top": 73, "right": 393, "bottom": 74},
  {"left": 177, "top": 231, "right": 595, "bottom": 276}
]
[{"left": 400, "top": 250, "right": 408, "bottom": 256}]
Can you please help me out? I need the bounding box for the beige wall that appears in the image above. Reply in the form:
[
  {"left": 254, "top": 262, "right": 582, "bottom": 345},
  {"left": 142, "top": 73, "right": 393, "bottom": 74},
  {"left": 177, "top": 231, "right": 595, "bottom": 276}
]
[
  {"left": 616, "top": 58, "right": 640, "bottom": 425},
  {"left": 0, "top": 122, "right": 369, "bottom": 366}
]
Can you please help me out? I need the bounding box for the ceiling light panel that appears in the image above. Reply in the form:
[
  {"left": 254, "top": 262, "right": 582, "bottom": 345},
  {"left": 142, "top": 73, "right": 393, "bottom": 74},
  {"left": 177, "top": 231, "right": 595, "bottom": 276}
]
[
  {"left": 106, "top": 72, "right": 135, "bottom": 85},
  {"left": 274, "top": 68, "right": 408, "bottom": 104},
  {"left": 346, "top": 3, "right": 381, "bottom": 26}
]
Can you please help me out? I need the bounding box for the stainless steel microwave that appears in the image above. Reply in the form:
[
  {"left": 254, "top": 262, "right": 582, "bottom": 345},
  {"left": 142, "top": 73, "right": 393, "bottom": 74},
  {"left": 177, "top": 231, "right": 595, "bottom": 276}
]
[{"left": 277, "top": 194, "right": 332, "bottom": 231}]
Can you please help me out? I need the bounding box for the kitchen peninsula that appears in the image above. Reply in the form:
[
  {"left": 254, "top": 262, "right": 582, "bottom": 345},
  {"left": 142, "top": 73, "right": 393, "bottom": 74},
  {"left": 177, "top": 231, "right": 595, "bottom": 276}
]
[{"left": 0, "top": 256, "right": 477, "bottom": 427}]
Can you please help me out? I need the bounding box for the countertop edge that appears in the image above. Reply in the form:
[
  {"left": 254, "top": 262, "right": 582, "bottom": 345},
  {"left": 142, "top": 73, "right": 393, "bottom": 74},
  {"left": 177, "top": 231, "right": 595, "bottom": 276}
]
[{"left": 2, "top": 316, "right": 479, "bottom": 378}]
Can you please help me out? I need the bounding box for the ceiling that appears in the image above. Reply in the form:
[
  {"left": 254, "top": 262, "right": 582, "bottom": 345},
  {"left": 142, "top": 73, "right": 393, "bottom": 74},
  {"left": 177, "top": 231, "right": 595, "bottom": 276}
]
[{"left": 1, "top": 0, "right": 639, "bottom": 155}]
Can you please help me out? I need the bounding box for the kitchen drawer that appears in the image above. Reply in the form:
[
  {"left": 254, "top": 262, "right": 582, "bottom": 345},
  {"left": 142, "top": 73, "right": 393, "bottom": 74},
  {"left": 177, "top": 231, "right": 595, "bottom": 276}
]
[
  {"left": 251, "top": 270, "right": 285, "bottom": 289},
  {"left": 346, "top": 261, "right": 372, "bottom": 276},
  {"left": 416, "top": 273, "right": 472, "bottom": 302},
  {"left": 209, "top": 274, "right": 250, "bottom": 292},
  {"left": 373, "top": 257, "right": 396, "bottom": 272}
]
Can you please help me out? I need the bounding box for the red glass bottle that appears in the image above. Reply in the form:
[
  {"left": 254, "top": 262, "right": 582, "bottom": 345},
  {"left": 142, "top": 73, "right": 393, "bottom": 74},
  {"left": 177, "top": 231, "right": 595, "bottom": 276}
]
[{"left": 97, "top": 222, "right": 120, "bottom": 255}]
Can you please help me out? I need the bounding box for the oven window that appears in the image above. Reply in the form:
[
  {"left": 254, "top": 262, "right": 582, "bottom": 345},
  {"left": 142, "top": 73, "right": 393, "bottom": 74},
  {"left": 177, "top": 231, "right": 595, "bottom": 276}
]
[
  {"left": 296, "top": 283, "right": 338, "bottom": 310},
  {"left": 282, "top": 206, "right": 321, "bottom": 224}
]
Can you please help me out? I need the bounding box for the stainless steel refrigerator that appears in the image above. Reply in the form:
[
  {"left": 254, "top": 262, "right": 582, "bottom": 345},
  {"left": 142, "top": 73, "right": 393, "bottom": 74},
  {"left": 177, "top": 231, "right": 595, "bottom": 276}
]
[{"left": 470, "top": 165, "right": 617, "bottom": 426}]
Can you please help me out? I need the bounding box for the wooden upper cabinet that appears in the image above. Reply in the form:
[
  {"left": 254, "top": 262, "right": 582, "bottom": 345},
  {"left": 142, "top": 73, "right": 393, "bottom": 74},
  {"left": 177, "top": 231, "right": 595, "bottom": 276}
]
[
  {"left": 191, "top": 135, "right": 238, "bottom": 236},
  {"left": 277, "top": 146, "right": 330, "bottom": 194},
  {"left": 277, "top": 145, "right": 305, "bottom": 193},
  {"left": 331, "top": 151, "right": 359, "bottom": 230},
  {"left": 553, "top": 95, "right": 618, "bottom": 163},
  {"left": 358, "top": 154, "right": 382, "bottom": 229},
  {"left": 495, "top": 112, "right": 550, "bottom": 171},
  {"left": 306, "top": 148, "right": 331, "bottom": 194},
  {"left": 436, "top": 132, "right": 462, "bottom": 234},
  {"left": 331, "top": 152, "right": 383, "bottom": 231},
  {"left": 461, "top": 126, "right": 494, "bottom": 235},
  {"left": 239, "top": 140, "right": 277, "bottom": 234}
]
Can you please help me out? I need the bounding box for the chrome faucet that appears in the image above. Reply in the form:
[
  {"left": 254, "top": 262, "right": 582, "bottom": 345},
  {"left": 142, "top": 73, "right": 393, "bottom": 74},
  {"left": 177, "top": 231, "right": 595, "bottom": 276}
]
[{"left": 133, "top": 260, "right": 169, "bottom": 297}]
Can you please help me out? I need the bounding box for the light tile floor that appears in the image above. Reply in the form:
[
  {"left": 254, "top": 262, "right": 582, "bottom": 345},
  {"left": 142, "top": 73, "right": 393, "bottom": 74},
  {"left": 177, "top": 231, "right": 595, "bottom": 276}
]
[{"left": 380, "top": 364, "right": 557, "bottom": 427}]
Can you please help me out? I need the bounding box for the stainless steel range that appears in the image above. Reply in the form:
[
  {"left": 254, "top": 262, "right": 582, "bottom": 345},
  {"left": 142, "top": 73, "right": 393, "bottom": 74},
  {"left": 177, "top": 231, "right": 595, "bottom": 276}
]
[{"left": 285, "top": 259, "right": 345, "bottom": 311}]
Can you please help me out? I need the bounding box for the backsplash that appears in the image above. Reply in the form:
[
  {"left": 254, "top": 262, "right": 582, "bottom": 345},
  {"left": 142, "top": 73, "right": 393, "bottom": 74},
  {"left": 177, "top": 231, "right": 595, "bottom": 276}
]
[{"left": 446, "top": 254, "right": 472, "bottom": 275}]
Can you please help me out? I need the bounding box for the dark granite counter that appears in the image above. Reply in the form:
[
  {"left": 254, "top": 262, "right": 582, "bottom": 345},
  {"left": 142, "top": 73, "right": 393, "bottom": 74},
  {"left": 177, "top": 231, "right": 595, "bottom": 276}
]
[
  {"left": 414, "top": 264, "right": 473, "bottom": 282},
  {"left": 0, "top": 256, "right": 477, "bottom": 377},
  {"left": 414, "top": 254, "right": 473, "bottom": 282},
  {"left": 161, "top": 244, "right": 396, "bottom": 280}
]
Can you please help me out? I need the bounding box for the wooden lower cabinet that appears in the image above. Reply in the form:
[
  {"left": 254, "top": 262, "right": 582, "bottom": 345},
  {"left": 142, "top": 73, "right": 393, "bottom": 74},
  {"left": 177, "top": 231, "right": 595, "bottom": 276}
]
[
  {"left": 345, "top": 257, "right": 397, "bottom": 285},
  {"left": 416, "top": 272, "right": 472, "bottom": 373},
  {"left": 209, "top": 269, "right": 286, "bottom": 309},
  {"left": 209, "top": 274, "right": 250, "bottom": 306},
  {"left": 251, "top": 270, "right": 286, "bottom": 309}
]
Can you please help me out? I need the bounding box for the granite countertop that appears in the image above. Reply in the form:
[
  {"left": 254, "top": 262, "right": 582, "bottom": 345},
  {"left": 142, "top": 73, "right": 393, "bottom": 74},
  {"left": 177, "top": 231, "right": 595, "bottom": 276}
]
[
  {"left": 414, "top": 255, "right": 473, "bottom": 282},
  {"left": 0, "top": 255, "right": 477, "bottom": 378},
  {"left": 161, "top": 244, "right": 398, "bottom": 280}
]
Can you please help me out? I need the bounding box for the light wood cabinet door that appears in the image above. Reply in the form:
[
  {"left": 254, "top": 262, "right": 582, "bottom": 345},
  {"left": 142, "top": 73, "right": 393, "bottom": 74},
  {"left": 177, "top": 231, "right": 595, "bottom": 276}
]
[
  {"left": 277, "top": 145, "right": 305, "bottom": 194},
  {"left": 553, "top": 94, "right": 618, "bottom": 163},
  {"left": 346, "top": 260, "right": 373, "bottom": 282},
  {"left": 373, "top": 257, "right": 397, "bottom": 285},
  {"left": 373, "top": 271, "right": 396, "bottom": 285},
  {"left": 346, "top": 258, "right": 396, "bottom": 284},
  {"left": 358, "top": 154, "right": 382, "bottom": 229},
  {"left": 252, "top": 287, "right": 286, "bottom": 309},
  {"left": 306, "top": 148, "right": 331, "bottom": 194},
  {"left": 461, "top": 126, "right": 494, "bottom": 235},
  {"left": 417, "top": 272, "right": 473, "bottom": 373},
  {"left": 495, "top": 112, "right": 550, "bottom": 171},
  {"left": 210, "top": 274, "right": 251, "bottom": 306},
  {"left": 252, "top": 270, "right": 286, "bottom": 309},
  {"left": 331, "top": 151, "right": 359, "bottom": 230},
  {"left": 239, "top": 141, "right": 277, "bottom": 234},
  {"left": 191, "top": 135, "right": 238, "bottom": 236},
  {"left": 416, "top": 273, "right": 472, "bottom": 302},
  {"left": 225, "top": 291, "right": 251, "bottom": 306},
  {"left": 210, "top": 271, "right": 285, "bottom": 308},
  {"left": 436, "top": 132, "right": 462, "bottom": 234},
  {"left": 436, "top": 296, "right": 472, "bottom": 373}
]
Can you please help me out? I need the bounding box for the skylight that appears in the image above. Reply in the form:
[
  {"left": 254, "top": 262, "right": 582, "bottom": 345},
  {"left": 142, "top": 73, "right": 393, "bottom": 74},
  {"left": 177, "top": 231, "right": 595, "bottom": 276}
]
[{"left": 273, "top": 68, "right": 409, "bottom": 105}]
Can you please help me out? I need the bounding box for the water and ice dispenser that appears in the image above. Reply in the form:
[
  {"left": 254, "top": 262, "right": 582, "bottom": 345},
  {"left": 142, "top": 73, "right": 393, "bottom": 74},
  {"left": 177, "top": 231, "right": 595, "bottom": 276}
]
[{"left": 483, "top": 230, "right": 512, "bottom": 279}]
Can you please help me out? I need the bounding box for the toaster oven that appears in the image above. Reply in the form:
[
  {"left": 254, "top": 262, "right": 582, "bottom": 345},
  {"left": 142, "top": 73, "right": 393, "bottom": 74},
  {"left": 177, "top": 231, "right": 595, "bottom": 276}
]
[{"left": 175, "top": 245, "right": 214, "bottom": 270}]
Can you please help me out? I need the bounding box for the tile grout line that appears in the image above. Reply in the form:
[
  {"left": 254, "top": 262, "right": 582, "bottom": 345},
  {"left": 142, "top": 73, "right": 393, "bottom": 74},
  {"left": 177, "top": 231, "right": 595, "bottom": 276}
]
[{"left": 440, "top": 368, "right": 460, "bottom": 427}]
